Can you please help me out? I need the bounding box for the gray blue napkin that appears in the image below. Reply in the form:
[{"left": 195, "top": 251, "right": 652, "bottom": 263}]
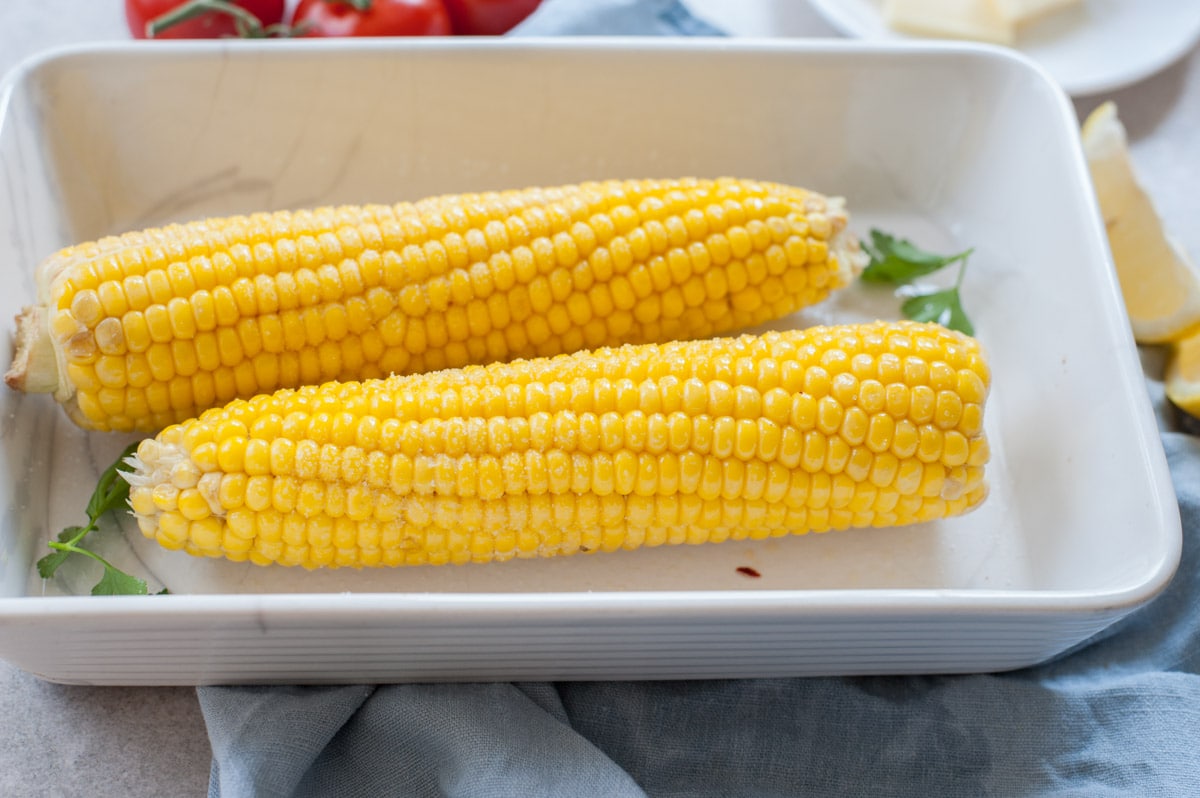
[
  {"left": 510, "top": 0, "right": 722, "bottom": 36},
  {"left": 199, "top": 2, "right": 1200, "bottom": 795},
  {"left": 203, "top": 432, "right": 1200, "bottom": 796}
]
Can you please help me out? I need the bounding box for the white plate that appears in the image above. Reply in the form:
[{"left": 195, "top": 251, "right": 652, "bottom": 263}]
[
  {"left": 0, "top": 39, "right": 1180, "bottom": 684},
  {"left": 807, "top": 0, "right": 1200, "bottom": 95}
]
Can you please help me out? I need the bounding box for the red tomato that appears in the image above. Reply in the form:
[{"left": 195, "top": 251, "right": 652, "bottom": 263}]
[
  {"left": 292, "top": 0, "right": 453, "bottom": 37},
  {"left": 125, "top": 0, "right": 286, "bottom": 39},
  {"left": 441, "top": 0, "right": 541, "bottom": 35}
]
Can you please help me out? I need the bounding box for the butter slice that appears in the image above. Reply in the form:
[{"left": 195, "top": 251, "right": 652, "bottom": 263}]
[
  {"left": 882, "top": 0, "right": 1014, "bottom": 45},
  {"left": 991, "top": 0, "right": 1082, "bottom": 24}
]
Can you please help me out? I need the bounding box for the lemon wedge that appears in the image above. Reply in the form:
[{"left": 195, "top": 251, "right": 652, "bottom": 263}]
[
  {"left": 1082, "top": 101, "right": 1200, "bottom": 344},
  {"left": 1166, "top": 328, "right": 1200, "bottom": 417}
]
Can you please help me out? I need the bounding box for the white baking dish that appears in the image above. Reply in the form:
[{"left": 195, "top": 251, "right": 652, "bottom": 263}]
[{"left": 0, "top": 39, "right": 1179, "bottom": 684}]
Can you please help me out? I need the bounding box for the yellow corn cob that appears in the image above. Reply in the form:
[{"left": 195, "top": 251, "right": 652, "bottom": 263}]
[
  {"left": 125, "top": 321, "right": 990, "bottom": 569},
  {"left": 5, "top": 178, "right": 865, "bottom": 433}
]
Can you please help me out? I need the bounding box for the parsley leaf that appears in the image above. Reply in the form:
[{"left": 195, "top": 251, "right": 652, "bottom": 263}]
[
  {"left": 36, "top": 526, "right": 84, "bottom": 579},
  {"left": 93, "top": 566, "right": 149, "bottom": 597},
  {"left": 861, "top": 229, "right": 973, "bottom": 283},
  {"left": 859, "top": 228, "right": 976, "bottom": 335},
  {"left": 85, "top": 451, "right": 135, "bottom": 521},
  {"left": 38, "top": 442, "right": 162, "bottom": 596},
  {"left": 901, "top": 288, "right": 974, "bottom": 336}
]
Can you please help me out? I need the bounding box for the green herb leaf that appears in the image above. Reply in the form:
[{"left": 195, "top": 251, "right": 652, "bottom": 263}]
[
  {"left": 857, "top": 228, "right": 978, "bottom": 335},
  {"left": 84, "top": 442, "right": 139, "bottom": 521},
  {"left": 901, "top": 288, "right": 975, "bottom": 336},
  {"left": 36, "top": 551, "right": 71, "bottom": 579},
  {"left": 40, "top": 442, "right": 163, "bottom": 596},
  {"left": 37, "top": 526, "right": 90, "bottom": 578},
  {"left": 58, "top": 525, "right": 89, "bottom": 542},
  {"left": 861, "top": 229, "right": 973, "bottom": 284},
  {"left": 92, "top": 566, "right": 149, "bottom": 597}
]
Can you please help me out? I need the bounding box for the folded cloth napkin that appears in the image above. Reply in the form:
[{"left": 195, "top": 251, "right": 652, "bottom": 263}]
[{"left": 199, "top": 2, "right": 1200, "bottom": 795}]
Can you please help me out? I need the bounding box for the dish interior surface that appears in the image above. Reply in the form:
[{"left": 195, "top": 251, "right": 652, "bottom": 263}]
[{"left": 0, "top": 41, "right": 1176, "bottom": 609}]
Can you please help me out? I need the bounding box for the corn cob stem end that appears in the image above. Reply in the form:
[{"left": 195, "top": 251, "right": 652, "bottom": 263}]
[
  {"left": 5, "top": 305, "right": 59, "bottom": 395},
  {"left": 828, "top": 198, "right": 869, "bottom": 282}
]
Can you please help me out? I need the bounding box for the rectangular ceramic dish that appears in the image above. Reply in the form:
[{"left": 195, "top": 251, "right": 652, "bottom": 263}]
[{"left": 0, "top": 39, "right": 1179, "bottom": 684}]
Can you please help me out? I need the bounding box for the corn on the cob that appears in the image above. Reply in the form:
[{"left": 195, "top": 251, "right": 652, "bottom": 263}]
[
  {"left": 5, "top": 178, "right": 865, "bottom": 433},
  {"left": 125, "top": 320, "right": 990, "bottom": 569}
]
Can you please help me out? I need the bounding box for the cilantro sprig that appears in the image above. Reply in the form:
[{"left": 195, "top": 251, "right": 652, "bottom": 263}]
[
  {"left": 861, "top": 229, "right": 975, "bottom": 336},
  {"left": 37, "top": 442, "right": 164, "bottom": 596}
]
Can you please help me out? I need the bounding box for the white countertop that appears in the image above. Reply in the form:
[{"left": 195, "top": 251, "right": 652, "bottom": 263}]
[{"left": 0, "top": 1, "right": 1197, "bottom": 795}]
